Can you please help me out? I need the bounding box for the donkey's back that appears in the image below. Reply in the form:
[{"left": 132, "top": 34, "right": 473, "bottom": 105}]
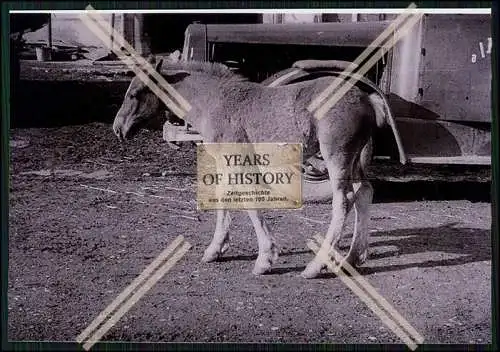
[{"left": 211, "top": 76, "right": 376, "bottom": 155}]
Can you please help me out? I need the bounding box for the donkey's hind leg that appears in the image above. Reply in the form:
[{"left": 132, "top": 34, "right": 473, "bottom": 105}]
[
  {"left": 343, "top": 179, "right": 372, "bottom": 267},
  {"left": 302, "top": 143, "right": 354, "bottom": 279},
  {"left": 247, "top": 210, "right": 279, "bottom": 275},
  {"left": 202, "top": 209, "right": 232, "bottom": 263},
  {"left": 343, "top": 138, "right": 374, "bottom": 268}
]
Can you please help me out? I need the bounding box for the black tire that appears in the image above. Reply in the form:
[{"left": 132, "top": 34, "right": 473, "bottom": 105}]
[{"left": 300, "top": 157, "right": 333, "bottom": 203}]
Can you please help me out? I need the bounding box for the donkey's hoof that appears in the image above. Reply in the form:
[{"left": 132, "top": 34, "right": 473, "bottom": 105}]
[
  {"left": 252, "top": 264, "right": 271, "bottom": 275},
  {"left": 201, "top": 249, "right": 220, "bottom": 263},
  {"left": 252, "top": 258, "right": 272, "bottom": 275},
  {"left": 220, "top": 242, "right": 230, "bottom": 255},
  {"left": 357, "top": 249, "right": 369, "bottom": 265},
  {"left": 344, "top": 249, "right": 368, "bottom": 268},
  {"left": 301, "top": 261, "right": 324, "bottom": 279}
]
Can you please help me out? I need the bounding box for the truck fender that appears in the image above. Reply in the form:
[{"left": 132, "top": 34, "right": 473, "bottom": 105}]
[{"left": 262, "top": 67, "right": 407, "bottom": 165}]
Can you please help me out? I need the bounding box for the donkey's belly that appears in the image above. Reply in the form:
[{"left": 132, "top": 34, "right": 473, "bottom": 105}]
[
  {"left": 247, "top": 129, "right": 311, "bottom": 144},
  {"left": 243, "top": 118, "right": 319, "bottom": 160},
  {"left": 243, "top": 106, "right": 313, "bottom": 144}
]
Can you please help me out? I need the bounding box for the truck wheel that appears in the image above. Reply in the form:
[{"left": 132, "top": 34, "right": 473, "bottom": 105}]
[{"left": 301, "top": 157, "right": 332, "bottom": 203}]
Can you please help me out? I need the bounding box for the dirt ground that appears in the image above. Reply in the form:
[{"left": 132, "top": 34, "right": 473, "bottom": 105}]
[{"left": 8, "top": 122, "right": 491, "bottom": 346}]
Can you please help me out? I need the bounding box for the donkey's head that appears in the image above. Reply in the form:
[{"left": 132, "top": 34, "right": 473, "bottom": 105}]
[{"left": 112, "top": 53, "right": 186, "bottom": 141}]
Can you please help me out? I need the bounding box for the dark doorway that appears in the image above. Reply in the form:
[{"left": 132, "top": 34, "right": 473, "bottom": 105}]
[{"left": 144, "top": 14, "right": 263, "bottom": 54}]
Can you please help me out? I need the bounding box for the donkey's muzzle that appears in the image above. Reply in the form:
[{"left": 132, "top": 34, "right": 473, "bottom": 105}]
[{"left": 112, "top": 122, "right": 126, "bottom": 142}]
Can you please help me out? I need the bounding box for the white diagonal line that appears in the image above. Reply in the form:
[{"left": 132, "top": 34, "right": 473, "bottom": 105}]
[
  {"left": 79, "top": 14, "right": 187, "bottom": 118},
  {"left": 81, "top": 241, "right": 191, "bottom": 350},
  {"left": 308, "top": 3, "right": 418, "bottom": 113},
  {"left": 313, "top": 11, "right": 424, "bottom": 120},
  {"left": 307, "top": 240, "right": 421, "bottom": 350},
  {"left": 313, "top": 234, "right": 425, "bottom": 344},
  {"left": 76, "top": 235, "right": 185, "bottom": 344},
  {"left": 83, "top": 5, "right": 191, "bottom": 112},
  {"left": 80, "top": 6, "right": 191, "bottom": 119}
]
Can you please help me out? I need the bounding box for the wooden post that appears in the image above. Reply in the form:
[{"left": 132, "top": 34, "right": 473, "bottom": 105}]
[
  {"left": 123, "top": 14, "right": 135, "bottom": 52},
  {"left": 129, "top": 14, "right": 149, "bottom": 56},
  {"left": 110, "top": 13, "right": 115, "bottom": 51},
  {"left": 121, "top": 14, "right": 150, "bottom": 56},
  {"left": 134, "top": 14, "right": 141, "bottom": 53},
  {"left": 47, "top": 13, "right": 52, "bottom": 48},
  {"left": 321, "top": 14, "right": 340, "bottom": 22}
]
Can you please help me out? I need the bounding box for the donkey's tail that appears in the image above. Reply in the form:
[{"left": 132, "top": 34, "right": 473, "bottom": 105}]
[{"left": 367, "top": 92, "right": 407, "bottom": 165}]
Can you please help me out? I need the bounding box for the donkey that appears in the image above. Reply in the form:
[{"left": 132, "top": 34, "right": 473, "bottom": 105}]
[{"left": 113, "top": 55, "right": 393, "bottom": 279}]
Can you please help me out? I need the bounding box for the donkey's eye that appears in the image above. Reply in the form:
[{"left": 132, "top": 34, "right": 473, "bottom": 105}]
[{"left": 129, "top": 90, "right": 144, "bottom": 99}]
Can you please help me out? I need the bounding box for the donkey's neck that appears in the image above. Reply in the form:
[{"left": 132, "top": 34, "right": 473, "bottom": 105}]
[
  {"left": 160, "top": 61, "right": 249, "bottom": 126},
  {"left": 164, "top": 69, "right": 257, "bottom": 130},
  {"left": 170, "top": 73, "right": 228, "bottom": 112}
]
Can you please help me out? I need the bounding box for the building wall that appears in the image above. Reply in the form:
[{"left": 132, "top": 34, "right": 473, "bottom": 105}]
[
  {"left": 23, "top": 13, "right": 124, "bottom": 48},
  {"left": 21, "top": 13, "right": 154, "bottom": 58},
  {"left": 262, "top": 14, "right": 321, "bottom": 23},
  {"left": 262, "top": 13, "right": 397, "bottom": 24}
]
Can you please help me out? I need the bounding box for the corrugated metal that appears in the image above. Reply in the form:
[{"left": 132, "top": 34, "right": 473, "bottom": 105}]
[{"left": 388, "top": 16, "right": 425, "bottom": 103}]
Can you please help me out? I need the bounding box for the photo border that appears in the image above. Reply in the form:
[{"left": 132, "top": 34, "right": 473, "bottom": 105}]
[{"left": 1, "top": 1, "right": 497, "bottom": 351}]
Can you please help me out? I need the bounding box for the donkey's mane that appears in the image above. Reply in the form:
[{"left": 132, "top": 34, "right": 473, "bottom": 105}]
[{"left": 159, "top": 60, "right": 248, "bottom": 82}]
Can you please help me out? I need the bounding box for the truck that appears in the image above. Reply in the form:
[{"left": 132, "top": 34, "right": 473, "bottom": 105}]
[{"left": 162, "top": 14, "right": 492, "bottom": 201}]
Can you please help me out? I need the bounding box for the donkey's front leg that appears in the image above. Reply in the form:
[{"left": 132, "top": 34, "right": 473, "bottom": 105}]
[
  {"left": 202, "top": 209, "right": 232, "bottom": 263},
  {"left": 247, "top": 210, "right": 279, "bottom": 275}
]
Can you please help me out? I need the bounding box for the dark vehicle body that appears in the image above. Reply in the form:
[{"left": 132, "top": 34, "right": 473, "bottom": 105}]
[{"left": 163, "top": 14, "right": 491, "bottom": 200}]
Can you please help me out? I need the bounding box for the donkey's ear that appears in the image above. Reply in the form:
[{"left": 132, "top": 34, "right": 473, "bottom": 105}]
[
  {"left": 169, "top": 50, "right": 181, "bottom": 63},
  {"left": 155, "top": 58, "right": 164, "bottom": 72},
  {"left": 147, "top": 55, "right": 156, "bottom": 65}
]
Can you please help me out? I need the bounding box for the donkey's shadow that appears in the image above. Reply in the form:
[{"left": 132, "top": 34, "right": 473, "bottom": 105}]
[
  {"left": 320, "top": 222, "right": 491, "bottom": 277},
  {"left": 217, "top": 222, "right": 491, "bottom": 276},
  {"left": 219, "top": 250, "right": 311, "bottom": 263}
]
